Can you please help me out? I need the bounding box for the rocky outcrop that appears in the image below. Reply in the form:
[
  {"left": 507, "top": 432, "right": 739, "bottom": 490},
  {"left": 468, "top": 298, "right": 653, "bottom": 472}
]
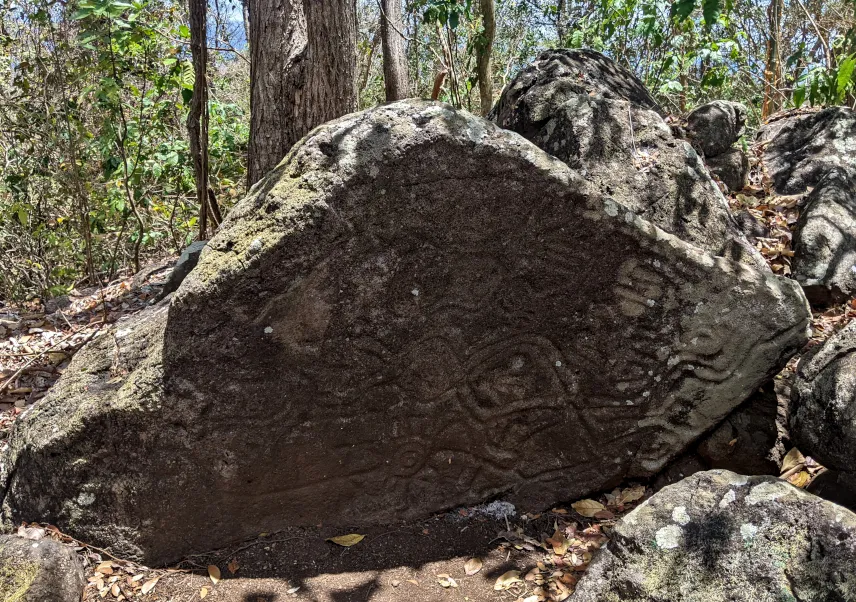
[
  {"left": 791, "top": 320, "right": 856, "bottom": 489},
  {"left": 758, "top": 106, "right": 856, "bottom": 195},
  {"left": 489, "top": 50, "right": 762, "bottom": 267},
  {"left": 705, "top": 147, "right": 749, "bottom": 192},
  {"left": 0, "top": 535, "right": 84, "bottom": 602},
  {"left": 571, "top": 470, "right": 856, "bottom": 602},
  {"left": 791, "top": 166, "right": 856, "bottom": 305},
  {"left": 686, "top": 100, "right": 747, "bottom": 158},
  {"left": 0, "top": 100, "right": 810, "bottom": 565}
]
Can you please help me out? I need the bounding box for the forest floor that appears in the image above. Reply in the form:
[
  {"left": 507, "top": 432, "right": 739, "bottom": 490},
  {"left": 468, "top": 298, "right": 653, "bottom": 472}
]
[{"left": 2, "top": 150, "right": 856, "bottom": 601}]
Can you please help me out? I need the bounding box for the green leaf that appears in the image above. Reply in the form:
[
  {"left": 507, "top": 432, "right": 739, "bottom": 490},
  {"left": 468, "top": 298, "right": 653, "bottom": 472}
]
[
  {"left": 181, "top": 87, "right": 193, "bottom": 104},
  {"left": 701, "top": 0, "right": 721, "bottom": 26},
  {"left": 671, "top": 0, "right": 696, "bottom": 21},
  {"left": 836, "top": 56, "right": 856, "bottom": 98},
  {"left": 179, "top": 24, "right": 190, "bottom": 38},
  {"left": 792, "top": 86, "right": 806, "bottom": 108}
]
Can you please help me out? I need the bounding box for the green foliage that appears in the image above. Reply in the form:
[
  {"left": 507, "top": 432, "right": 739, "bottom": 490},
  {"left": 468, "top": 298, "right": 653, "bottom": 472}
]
[{"left": 0, "top": 0, "right": 248, "bottom": 299}]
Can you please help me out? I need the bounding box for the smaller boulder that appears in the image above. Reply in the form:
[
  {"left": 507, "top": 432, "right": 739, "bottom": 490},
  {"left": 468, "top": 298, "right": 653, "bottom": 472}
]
[
  {"left": 705, "top": 147, "right": 749, "bottom": 192},
  {"left": 686, "top": 100, "right": 747, "bottom": 158},
  {"left": 571, "top": 470, "right": 856, "bottom": 602},
  {"left": 791, "top": 166, "right": 856, "bottom": 305},
  {"left": 807, "top": 469, "right": 856, "bottom": 511},
  {"left": 791, "top": 320, "right": 856, "bottom": 482},
  {"left": 156, "top": 240, "right": 207, "bottom": 301},
  {"left": 0, "top": 535, "right": 84, "bottom": 602}
]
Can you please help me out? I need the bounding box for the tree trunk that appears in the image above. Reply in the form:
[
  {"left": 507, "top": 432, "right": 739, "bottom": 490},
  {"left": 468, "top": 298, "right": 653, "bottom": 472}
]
[
  {"left": 380, "top": 0, "right": 409, "bottom": 101},
  {"left": 476, "top": 0, "right": 495, "bottom": 116},
  {"left": 762, "top": 0, "right": 784, "bottom": 119},
  {"left": 556, "top": 0, "right": 566, "bottom": 44},
  {"left": 247, "top": 0, "right": 357, "bottom": 187},
  {"left": 187, "top": 0, "right": 209, "bottom": 239}
]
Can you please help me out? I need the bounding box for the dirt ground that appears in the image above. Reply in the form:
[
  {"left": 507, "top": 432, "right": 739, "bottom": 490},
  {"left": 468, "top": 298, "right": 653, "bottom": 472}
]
[{"left": 72, "top": 503, "right": 621, "bottom": 602}]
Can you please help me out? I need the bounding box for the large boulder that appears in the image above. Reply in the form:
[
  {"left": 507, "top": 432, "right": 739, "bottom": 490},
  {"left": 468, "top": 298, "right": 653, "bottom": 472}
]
[
  {"left": 571, "top": 470, "right": 856, "bottom": 601},
  {"left": 757, "top": 106, "right": 856, "bottom": 194},
  {"left": 791, "top": 320, "right": 856, "bottom": 485},
  {"left": 489, "top": 50, "right": 763, "bottom": 268},
  {"left": 488, "top": 48, "right": 663, "bottom": 117},
  {"left": 0, "top": 535, "right": 84, "bottom": 602},
  {"left": 685, "top": 100, "right": 747, "bottom": 158},
  {"left": 791, "top": 166, "right": 856, "bottom": 305},
  {"left": 0, "top": 100, "right": 809, "bottom": 565}
]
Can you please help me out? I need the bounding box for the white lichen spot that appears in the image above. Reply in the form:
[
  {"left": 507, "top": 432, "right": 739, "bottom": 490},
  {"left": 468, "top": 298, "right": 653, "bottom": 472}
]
[
  {"left": 555, "top": 360, "right": 562, "bottom": 368},
  {"left": 740, "top": 523, "right": 758, "bottom": 540},
  {"left": 263, "top": 326, "right": 273, "bottom": 334},
  {"left": 624, "top": 211, "right": 635, "bottom": 224},
  {"left": 672, "top": 506, "right": 691, "bottom": 526},
  {"left": 746, "top": 481, "right": 788, "bottom": 505},
  {"left": 603, "top": 199, "right": 619, "bottom": 217},
  {"left": 729, "top": 474, "right": 750, "bottom": 487},
  {"left": 655, "top": 525, "right": 682, "bottom": 549},
  {"left": 646, "top": 299, "right": 656, "bottom": 307},
  {"left": 411, "top": 288, "right": 419, "bottom": 297},
  {"left": 719, "top": 490, "right": 737, "bottom": 508},
  {"left": 626, "top": 400, "right": 634, "bottom": 406},
  {"left": 248, "top": 238, "right": 263, "bottom": 254},
  {"left": 77, "top": 492, "right": 96, "bottom": 507}
]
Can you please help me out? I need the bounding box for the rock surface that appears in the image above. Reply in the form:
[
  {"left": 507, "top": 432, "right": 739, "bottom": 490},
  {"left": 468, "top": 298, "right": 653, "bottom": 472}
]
[
  {"left": 791, "top": 166, "right": 856, "bottom": 305},
  {"left": 697, "top": 380, "right": 790, "bottom": 475},
  {"left": 705, "top": 147, "right": 749, "bottom": 192},
  {"left": 758, "top": 106, "right": 856, "bottom": 194},
  {"left": 791, "top": 320, "right": 856, "bottom": 483},
  {"left": 0, "top": 100, "right": 810, "bottom": 565},
  {"left": 571, "top": 470, "right": 856, "bottom": 602},
  {"left": 0, "top": 535, "right": 84, "bottom": 602},
  {"left": 686, "top": 100, "right": 747, "bottom": 158},
  {"left": 489, "top": 50, "right": 762, "bottom": 267},
  {"left": 489, "top": 48, "right": 663, "bottom": 117},
  {"left": 156, "top": 239, "right": 207, "bottom": 300}
]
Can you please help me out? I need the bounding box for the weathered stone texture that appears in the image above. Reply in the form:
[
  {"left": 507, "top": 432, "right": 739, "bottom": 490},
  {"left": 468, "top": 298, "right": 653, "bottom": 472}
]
[
  {"left": 489, "top": 50, "right": 762, "bottom": 267},
  {"left": 791, "top": 166, "right": 856, "bottom": 305},
  {"left": 0, "top": 535, "right": 84, "bottom": 602},
  {"left": 1, "top": 101, "right": 809, "bottom": 565},
  {"left": 685, "top": 100, "right": 747, "bottom": 158},
  {"left": 758, "top": 106, "right": 856, "bottom": 194},
  {"left": 705, "top": 147, "right": 749, "bottom": 192},
  {"left": 571, "top": 470, "right": 856, "bottom": 602},
  {"left": 791, "top": 320, "right": 856, "bottom": 481}
]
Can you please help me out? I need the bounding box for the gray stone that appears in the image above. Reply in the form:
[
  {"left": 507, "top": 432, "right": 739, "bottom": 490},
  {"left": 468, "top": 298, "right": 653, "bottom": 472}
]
[
  {"left": 489, "top": 51, "right": 763, "bottom": 268},
  {"left": 697, "top": 380, "right": 790, "bottom": 475},
  {"left": 705, "top": 147, "right": 749, "bottom": 192},
  {"left": 757, "top": 106, "right": 856, "bottom": 194},
  {"left": 44, "top": 295, "right": 71, "bottom": 314},
  {"left": 571, "top": 470, "right": 856, "bottom": 602},
  {"left": 807, "top": 469, "right": 856, "bottom": 511},
  {"left": 791, "top": 166, "right": 856, "bottom": 305},
  {"left": 489, "top": 49, "right": 663, "bottom": 118},
  {"left": 791, "top": 320, "right": 856, "bottom": 483},
  {"left": 156, "top": 240, "right": 207, "bottom": 300},
  {"left": 0, "top": 535, "right": 84, "bottom": 602},
  {"left": 0, "top": 100, "right": 810, "bottom": 565},
  {"left": 686, "top": 100, "right": 747, "bottom": 158}
]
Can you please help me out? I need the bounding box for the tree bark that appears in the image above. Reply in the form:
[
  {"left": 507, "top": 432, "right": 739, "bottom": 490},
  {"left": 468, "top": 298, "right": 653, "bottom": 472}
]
[
  {"left": 476, "top": 0, "right": 495, "bottom": 116},
  {"left": 247, "top": 0, "right": 357, "bottom": 187},
  {"left": 380, "top": 0, "right": 409, "bottom": 101},
  {"left": 186, "top": 0, "right": 209, "bottom": 239},
  {"left": 762, "top": 0, "right": 784, "bottom": 119}
]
